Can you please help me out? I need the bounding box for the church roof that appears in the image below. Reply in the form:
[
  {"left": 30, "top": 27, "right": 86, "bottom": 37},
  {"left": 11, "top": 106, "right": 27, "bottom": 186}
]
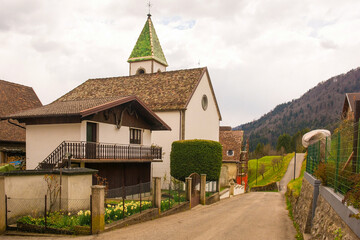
[
  {"left": 52, "top": 67, "right": 221, "bottom": 120},
  {"left": 128, "top": 15, "right": 168, "bottom": 66}
]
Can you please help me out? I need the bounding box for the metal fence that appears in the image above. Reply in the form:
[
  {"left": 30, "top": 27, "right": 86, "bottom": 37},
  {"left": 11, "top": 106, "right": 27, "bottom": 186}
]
[
  {"left": 160, "top": 179, "right": 187, "bottom": 211},
  {"left": 306, "top": 120, "right": 360, "bottom": 195},
  {"left": 6, "top": 195, "right": 91, "bottom": 229}
]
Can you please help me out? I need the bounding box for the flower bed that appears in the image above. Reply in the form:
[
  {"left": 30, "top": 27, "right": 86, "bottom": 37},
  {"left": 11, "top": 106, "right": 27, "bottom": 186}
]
[{"left": 16, "top": 199, "right": 182, "bottom": 234}]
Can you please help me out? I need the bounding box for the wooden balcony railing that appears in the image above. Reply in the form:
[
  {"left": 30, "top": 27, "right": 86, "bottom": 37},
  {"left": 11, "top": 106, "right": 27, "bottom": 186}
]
[{"left": 36, "top": 141, "right": 162, "bottom": 170}]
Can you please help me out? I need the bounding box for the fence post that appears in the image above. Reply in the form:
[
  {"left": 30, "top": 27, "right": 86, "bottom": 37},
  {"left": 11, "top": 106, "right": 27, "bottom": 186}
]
[
  {"left": 139, "top": 181, "right": 142, "bottom": 213},
  {"left": 185, "top": 177, "right": 192, "bottom": 208},
  {"left": 152, "top": 177, "right": 161, "bottom": 213},
  {"left": 357, "top": 122, "right": 360, "bottom": 173},
  {"left": 200, "top": 174, "right": 206, "bottom": 205},
  {"left": 229, "top": 180, "right": 235, "bottom": 196},
  {"left": 91, "top": 185, "right": 105, "bottom": 234},
  {"left": 0, "top": 176, "right": 5, "bottom": 234},
  {"left": 335, "top": 132, "right": 341, "bottom": 193},
  {"left": 325, "top": 137, "right": 328, "bottom": 164},
  {"left": 44, "top": 195, "right": 47, "bottom": 229},
  {"left": 90, "top": 195, "right": 92, "bottom": 234},
  {"left": 317, "top": 141, "right": 321, "bottom": 166}
]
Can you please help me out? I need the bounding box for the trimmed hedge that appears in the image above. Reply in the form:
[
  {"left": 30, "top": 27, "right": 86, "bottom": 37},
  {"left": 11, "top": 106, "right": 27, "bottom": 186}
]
[{"left": 170, "top": 139, "right": 222, "bottom": 181}]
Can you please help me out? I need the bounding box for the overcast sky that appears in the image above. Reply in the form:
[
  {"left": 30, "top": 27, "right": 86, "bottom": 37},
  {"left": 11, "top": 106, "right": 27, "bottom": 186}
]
[{"left": 1, "top": 0, "right": 360, "bottom": 127}]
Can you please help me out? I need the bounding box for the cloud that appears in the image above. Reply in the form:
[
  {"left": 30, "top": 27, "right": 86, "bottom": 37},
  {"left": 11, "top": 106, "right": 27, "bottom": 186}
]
[{"left": 1, "top": 0, "right": 360, "bottom": 128}]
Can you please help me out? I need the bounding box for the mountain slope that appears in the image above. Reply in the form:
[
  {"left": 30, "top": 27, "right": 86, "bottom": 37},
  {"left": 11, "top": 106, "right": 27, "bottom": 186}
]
[{"left": 235, "top": 67, "right": 360, "bottom": 151}]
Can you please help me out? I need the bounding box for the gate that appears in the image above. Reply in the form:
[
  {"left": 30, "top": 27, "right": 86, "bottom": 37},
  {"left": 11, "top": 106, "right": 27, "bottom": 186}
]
[{"left": 189, "top": 173, "right": 201, "bottom": 207}]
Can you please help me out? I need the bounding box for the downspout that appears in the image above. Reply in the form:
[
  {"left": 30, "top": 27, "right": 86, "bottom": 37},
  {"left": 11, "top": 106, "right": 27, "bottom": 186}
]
[
  {"left": 179, "top": 110, "right": 185, "bottom": 140},
  {"left": 7, "top": 119, "right": 25, "bottom": 129}
]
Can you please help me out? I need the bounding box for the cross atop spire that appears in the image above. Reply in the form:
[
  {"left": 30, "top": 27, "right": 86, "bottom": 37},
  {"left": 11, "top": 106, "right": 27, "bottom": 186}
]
[{"left": 147, "top": 1, "right": 152, "bottom": 17}]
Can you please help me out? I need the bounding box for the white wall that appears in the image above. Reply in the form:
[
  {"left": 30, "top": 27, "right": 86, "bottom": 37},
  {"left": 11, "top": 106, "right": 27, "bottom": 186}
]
[
  {"left": 153, "top": 61, "right": 166, "bottom": 73},
  {"left": 26, "top": 124, "right": 81, "bottom": 169},
  {"left": 27, "top": 121, "right": 153, "bottom": 169},
  {"left": 96, "top": 122, "right": 129, "bottom": 144},
  {"left": 129, "top": 60, "right": 152, "bottom": 75},
  {"left": 185, "top": 73, "right": 220, "bottom": 141},
  {"left": 151, "top": 111, "right": 180, "bottom": 182},
  {"left": 151, "top": 73, "right": 220, "bottom": 185},
  {"left": 129, "top": 60, "right": 166, "bottom": 75}
]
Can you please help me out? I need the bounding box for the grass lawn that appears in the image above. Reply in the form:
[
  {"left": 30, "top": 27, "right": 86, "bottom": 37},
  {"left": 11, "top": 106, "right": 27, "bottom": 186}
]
[{"left": 248, "top": 153, "right": 295, "bottom": 189}]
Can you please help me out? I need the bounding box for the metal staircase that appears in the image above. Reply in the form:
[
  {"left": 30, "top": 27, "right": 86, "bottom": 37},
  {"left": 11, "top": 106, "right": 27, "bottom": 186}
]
[{"left": 35, "top": 141, "right": 70, "bottom": 170}]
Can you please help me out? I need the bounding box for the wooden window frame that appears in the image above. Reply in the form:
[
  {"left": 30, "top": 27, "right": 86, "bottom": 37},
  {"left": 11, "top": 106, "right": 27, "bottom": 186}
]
[{"left": 130, "top": 128, "right": 142, "bottom": 144}]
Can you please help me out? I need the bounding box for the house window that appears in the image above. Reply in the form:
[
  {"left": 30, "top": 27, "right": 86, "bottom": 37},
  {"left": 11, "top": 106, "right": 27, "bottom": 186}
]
[
  {"left": 136, "top": 68, "right": 145, "bottom": 75},
  {"left": 202, "top": 94, "right": 208, "bottom": 111},
  {"left": 227, "top": 150, "right": 234, "bottom": 156},
  {"left": 130, "top": 128, "right": 142, "bottom": 144}
]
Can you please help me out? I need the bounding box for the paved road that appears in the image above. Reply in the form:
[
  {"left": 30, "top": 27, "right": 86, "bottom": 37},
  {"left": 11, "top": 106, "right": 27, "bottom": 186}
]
[
  {"left": 1, "top": 192, "right": 297, "bottom": 240},
  {"left": 279, "top": 153, "right": 305, "bottom": 193}
]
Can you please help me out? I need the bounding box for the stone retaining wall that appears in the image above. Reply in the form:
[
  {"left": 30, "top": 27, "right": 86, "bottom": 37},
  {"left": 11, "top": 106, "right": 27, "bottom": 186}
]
[
  {"left": 250, "top": 181, "right": 278, "bottom": 192},
  {"left": 311, "top": 194, "right": 358, "bottom": 240},
  {"left": 290, "top": 172, "right": 360, "bottom": 239}
]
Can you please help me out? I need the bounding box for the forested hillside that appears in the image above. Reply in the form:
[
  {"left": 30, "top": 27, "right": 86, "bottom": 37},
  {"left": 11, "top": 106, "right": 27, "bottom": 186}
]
[{"left": 235, "top": 67, "right": 360, "bottom": 151}]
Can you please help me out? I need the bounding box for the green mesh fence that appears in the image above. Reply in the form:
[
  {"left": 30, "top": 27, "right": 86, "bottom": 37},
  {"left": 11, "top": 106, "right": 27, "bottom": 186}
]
[{"left": 306, "top": 120, "right": 360, "bottom": 195}]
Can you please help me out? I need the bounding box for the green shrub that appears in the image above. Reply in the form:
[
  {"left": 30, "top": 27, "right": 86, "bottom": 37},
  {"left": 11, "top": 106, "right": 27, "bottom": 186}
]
[
  {"left": 0, "top": 164, "right": 16, "bottom": 172},
  {"left": 170, "top": 139, "right": 222, "bottom": 181}
]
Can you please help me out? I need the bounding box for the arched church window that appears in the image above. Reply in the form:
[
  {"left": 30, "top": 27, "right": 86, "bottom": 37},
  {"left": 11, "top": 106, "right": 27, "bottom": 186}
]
[
  {"left": 136, "top": 68, "right": 145, "bottom": 75},
  {"left": 201, "top": 94, "right": 208, "bottom": 111}
]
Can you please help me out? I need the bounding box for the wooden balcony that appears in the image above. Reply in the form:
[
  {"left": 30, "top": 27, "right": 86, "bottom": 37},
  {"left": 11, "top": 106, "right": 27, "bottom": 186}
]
[{"left": 36, "top": 141, "right": 162, "bottom": 170}]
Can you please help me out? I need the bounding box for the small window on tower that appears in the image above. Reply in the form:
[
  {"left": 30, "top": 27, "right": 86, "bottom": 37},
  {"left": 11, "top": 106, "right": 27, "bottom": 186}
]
[
  {"left": 227, "top": 150, "right": 234, "bottom": 156},
  {"left": 136, "top": 68, "right": 145, "bottom": 75}
]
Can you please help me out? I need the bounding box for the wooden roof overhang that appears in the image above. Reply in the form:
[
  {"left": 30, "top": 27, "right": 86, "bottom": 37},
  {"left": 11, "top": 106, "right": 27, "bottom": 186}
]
[{"left": 2, "top": 96, "right": 171, "bottom": 131}]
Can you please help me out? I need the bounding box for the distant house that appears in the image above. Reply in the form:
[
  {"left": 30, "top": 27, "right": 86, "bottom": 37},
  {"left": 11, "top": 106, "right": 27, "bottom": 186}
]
[
  {"left": 219, "top": 126, "right": 243, "bottom": 187},
  {"left": 342, "top": 93, "right": 360, "bottom": 120},
  {"left": 0, "top": 80, "right": 42, "bottom": 165}
]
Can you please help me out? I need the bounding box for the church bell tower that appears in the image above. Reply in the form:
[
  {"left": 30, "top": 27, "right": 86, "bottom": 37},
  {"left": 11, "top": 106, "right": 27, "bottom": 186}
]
[{"left": 128, "top": 14, "right": 168, "bottom": 76}]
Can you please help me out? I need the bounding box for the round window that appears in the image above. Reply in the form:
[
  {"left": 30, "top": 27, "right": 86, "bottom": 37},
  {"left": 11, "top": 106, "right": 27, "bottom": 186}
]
[{"left": 201, "top": 95, "right": 208, "bottom": 111}]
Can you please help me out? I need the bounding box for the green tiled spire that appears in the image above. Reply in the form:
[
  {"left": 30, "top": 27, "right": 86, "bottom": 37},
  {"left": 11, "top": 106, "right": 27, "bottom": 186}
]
[{"left": 128, "top": 14, "right": 168, "bottom": 66}]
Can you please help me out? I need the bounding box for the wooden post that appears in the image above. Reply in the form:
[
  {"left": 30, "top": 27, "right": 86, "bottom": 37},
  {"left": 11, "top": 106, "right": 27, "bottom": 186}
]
[
  {"left": 91, "top": 185, "right": 105, "bottom": 234},
  {"left": 200, "top": 174, "right": 206, "bottom": 205}
]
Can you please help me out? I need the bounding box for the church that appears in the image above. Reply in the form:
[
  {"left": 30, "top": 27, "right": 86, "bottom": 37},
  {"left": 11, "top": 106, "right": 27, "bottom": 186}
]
[{"left": 6, "top": 14, "right": 221, "bottom": 186}]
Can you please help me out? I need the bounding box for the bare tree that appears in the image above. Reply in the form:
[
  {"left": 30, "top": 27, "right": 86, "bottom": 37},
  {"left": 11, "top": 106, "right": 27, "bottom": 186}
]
[
  {"left": 44, "top": 174, "right": 60, "bottom": 213},
  {"left": 258, "top": 164, "right": 266, "bottom": 179}
]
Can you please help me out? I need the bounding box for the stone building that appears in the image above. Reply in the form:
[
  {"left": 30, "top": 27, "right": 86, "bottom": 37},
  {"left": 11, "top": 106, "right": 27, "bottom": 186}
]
[{"left": 219, "top": 126, "right": 243, "bottom": 187}]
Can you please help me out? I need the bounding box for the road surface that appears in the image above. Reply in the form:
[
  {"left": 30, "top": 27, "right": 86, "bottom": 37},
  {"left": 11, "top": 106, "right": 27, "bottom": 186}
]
[{"left": 279, "top": 153, "right": 305, "bottom": 193}]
